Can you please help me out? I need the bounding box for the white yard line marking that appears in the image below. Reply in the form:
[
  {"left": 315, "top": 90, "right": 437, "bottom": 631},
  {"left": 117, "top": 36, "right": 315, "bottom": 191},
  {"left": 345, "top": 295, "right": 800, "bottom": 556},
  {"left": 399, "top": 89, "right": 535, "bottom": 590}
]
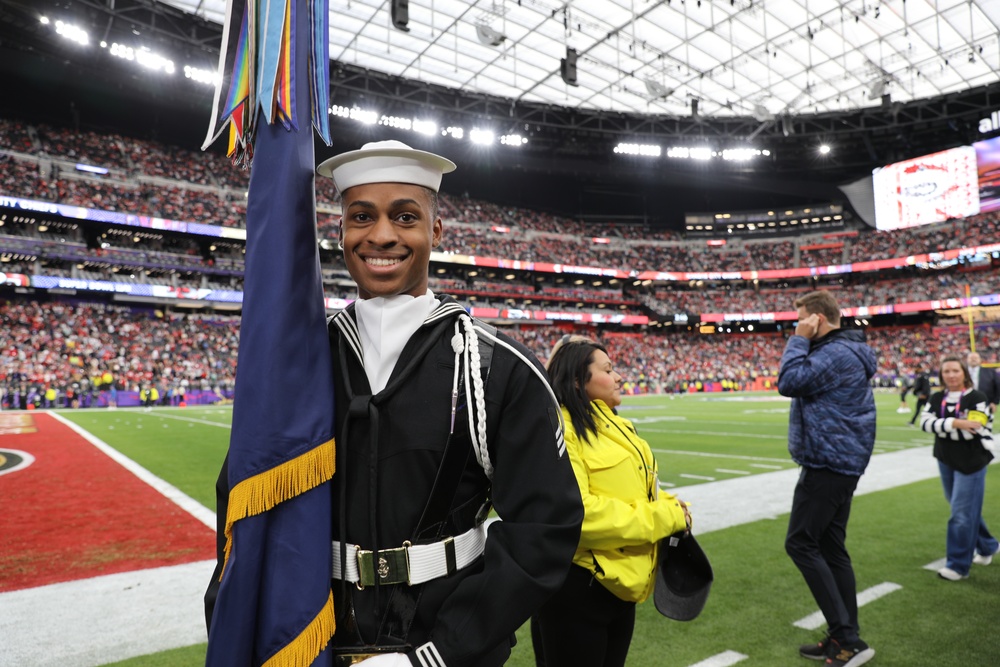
[
  {"left": 750, "top": 463, "right": 784, "bottom": 470},
  {"left": 145, "top": 412, "right": 233, "bottom": 429},
  {"left": 651, "top": 449, "right": 789, "bottom": 464},
  {"left": 681, "top": 473, "right": 717, "bottom": 481},
  {"left": 47, "top": 411, "right": 217, "bottom": 531},
  {"left": 686, "top": 650, "right": 749, "bottom": 667},
  {"left": 645, "top": 428, "right": 785, "bottom": 440},
  {"left": 677, "top": 419, "right": 782, "bottom": 427},
  {"left": 715, "top": 468, "right": 752, "bottom": 475},
  {"left": 793, "top": 583, "right": 902, "bottom": 630},
  {"left": 923, "top": 558, "right": 947, "bottom": 571}
]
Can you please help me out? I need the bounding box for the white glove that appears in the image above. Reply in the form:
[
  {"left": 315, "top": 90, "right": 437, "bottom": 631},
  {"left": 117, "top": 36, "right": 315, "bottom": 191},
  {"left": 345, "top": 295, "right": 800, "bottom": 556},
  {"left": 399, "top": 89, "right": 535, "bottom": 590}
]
[{"left": 356, "top": 653, "right": 410, "bottom": 667}]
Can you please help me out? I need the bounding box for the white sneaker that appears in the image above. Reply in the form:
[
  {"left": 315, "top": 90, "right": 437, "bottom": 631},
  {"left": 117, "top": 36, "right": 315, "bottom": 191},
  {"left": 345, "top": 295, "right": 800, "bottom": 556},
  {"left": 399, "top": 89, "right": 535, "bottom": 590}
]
[
  {"left": 937, "top": 566, "right": 968, "bottom": 581},
  {"left": 973, "top": 547, "right": 999, "bottom": 566}
]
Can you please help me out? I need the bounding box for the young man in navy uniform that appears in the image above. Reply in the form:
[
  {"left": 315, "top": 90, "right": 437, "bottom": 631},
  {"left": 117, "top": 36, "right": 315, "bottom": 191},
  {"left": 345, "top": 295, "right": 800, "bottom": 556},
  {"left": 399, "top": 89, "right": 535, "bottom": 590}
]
[{"left": 209, "top": 141, "right": 583, "bottom": 667}]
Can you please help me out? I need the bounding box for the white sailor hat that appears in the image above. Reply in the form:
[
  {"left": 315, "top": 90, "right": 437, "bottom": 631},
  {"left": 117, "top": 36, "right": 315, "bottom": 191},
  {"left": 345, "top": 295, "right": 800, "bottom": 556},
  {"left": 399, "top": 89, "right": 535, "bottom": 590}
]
[{"left": 316, "top": 140, "right": 456, "bottom": 193}]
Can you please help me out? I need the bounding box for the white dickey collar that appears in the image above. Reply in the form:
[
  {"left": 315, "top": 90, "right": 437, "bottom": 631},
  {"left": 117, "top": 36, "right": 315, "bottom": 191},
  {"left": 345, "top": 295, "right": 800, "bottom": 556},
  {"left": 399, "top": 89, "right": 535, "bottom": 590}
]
[{"left": 355, "top": 290, "right": 440, "bottom": 393}]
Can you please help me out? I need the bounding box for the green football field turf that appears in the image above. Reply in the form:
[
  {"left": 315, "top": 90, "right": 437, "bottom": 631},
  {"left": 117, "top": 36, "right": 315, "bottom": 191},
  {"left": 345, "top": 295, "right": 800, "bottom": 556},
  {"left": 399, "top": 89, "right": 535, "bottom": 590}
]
[{"left": 56, "top": 391, "right": 1000, "bottom": 667}]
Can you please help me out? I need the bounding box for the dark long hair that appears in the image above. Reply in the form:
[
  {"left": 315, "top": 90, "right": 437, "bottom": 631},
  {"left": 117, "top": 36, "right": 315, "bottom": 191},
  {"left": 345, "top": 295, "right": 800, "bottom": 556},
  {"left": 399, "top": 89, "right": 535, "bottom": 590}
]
[{"left": 545, "top": 336, "right": 608, "bottom": 444}]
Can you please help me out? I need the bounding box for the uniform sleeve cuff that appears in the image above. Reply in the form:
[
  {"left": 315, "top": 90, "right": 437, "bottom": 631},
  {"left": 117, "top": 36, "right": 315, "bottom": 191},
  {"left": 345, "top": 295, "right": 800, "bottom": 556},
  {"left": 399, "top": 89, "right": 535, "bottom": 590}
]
[{"left": 410, "top": 641, "right": 447, "bottom": 667}]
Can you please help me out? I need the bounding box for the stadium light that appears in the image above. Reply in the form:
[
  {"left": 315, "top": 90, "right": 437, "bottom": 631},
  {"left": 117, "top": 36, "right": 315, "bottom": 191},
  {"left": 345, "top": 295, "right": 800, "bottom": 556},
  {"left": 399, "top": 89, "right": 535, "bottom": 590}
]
[
  {"left": 55, "top": 20, "right": 89, "bottom": 46},
  {"left": 110, "top": 42, "right": 134, "bottom": 60},
  {"left": 136, "top": 48, "right": 174, "bottom": 74},
  {"left": 667, "top": 146, "right": 712, "bottom": 160},
  {"left": 443, "top": 126, "right": 464, "bottom": 140},
  {"left": 109, "top": 43, "right": 175, "bottom": 74},
  {"left": 349, "top": 107, "right": 378, "bottom": 124},
  {"left": 470, "top": 129, "right": 495, "bottom": 145},
  {"left": 500, "top": 134, "right": 528, "bottom": 146},
  {"left": 184, "top": 66, "right": 219, "bottom": 86},
  {"left": 412, "top": 120, "right": 438, "bottom": 136},
  {"left": 380, "top": 115, "right": 412, "bottom": 130},
  {"left": 614, "top": 143, "right": 661, "bottom": 157},
  {"left": 722, "top": 148, "right": 764, "bottom": 161},
  {"left": 819, "top": 144, "right": 831, "bottom": 155}
]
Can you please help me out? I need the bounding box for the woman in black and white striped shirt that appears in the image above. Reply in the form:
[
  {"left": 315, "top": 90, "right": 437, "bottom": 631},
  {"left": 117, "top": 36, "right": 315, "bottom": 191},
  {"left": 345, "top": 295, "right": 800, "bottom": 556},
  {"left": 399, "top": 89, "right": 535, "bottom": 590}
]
[{"left": 919, "top": 354, "right": 998, "bottom": 581}]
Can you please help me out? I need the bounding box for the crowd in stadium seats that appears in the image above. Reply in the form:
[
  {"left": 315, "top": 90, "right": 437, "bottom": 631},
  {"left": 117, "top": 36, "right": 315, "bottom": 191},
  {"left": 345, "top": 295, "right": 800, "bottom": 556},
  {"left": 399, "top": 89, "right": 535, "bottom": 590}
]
[
  {"left": 0, "top": 299, "right": 238, "bottom": 409},
  {"left": 4, "top": 116, "right": 998, "bottom": 276},
  {"left": 501, "top": 322, "right": 1000, "bottom": 392},
  {"left": 648, "top": 268, "right": 1000, "bottom": 315},
  {"left": 2, "top": 297, "right": 998, "bottom": 407},
  {"left": 848, "top": 211, "right": 1000, "bottom": 260},
  {"left": 3, "top": 117, "right": 1000, "bottom": 406}
]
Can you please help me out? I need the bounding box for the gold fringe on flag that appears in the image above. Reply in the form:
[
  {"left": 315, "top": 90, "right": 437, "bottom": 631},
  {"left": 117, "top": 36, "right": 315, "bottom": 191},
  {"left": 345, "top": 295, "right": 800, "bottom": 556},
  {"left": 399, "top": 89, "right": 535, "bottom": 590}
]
[
  {"left": 220, "top": 437, "right": 336, "bottom": 577},
  {"left": 262, "top": 590, "right": 337, "bottom": 667}
]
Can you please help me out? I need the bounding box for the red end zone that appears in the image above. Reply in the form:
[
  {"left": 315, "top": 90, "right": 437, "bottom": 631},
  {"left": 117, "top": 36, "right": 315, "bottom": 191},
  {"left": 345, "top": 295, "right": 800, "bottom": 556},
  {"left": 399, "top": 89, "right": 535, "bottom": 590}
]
[{"left": 0, "top": 412, "right": 216, "bottom": 592}]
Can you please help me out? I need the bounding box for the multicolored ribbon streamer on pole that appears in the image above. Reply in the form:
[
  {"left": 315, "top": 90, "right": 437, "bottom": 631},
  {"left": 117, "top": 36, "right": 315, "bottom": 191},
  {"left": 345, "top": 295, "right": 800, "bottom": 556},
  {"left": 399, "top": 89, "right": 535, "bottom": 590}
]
[{"left": 203, "top": 0, "right": 331, "bottom": 168}]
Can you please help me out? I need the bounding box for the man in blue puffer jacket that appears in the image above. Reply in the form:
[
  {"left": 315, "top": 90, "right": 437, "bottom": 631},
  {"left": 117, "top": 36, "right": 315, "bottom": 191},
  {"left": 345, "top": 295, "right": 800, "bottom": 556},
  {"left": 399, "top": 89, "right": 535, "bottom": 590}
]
[{"left": 778, "top": 290, "right": 877, "bottom": 667}]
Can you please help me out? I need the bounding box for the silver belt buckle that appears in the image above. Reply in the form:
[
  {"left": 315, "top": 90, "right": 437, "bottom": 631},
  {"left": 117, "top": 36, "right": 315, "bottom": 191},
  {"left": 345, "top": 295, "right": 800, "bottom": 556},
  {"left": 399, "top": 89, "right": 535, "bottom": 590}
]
[{"left": 355, "top": 543, "right": 411, "bottom": 589}]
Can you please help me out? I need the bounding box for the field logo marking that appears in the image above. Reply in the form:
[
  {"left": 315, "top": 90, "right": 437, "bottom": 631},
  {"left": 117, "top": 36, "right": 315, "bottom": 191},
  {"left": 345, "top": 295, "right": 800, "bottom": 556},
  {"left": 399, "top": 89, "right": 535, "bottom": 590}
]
[
  {"left": 793, "top": 582, "right": 902, "bottom": 630},
  {"left": 0, "top": 413, "right": 37, "bottom": 434},
  {"left": 0, "top": 449, "right": 36, "bottom": 477}
]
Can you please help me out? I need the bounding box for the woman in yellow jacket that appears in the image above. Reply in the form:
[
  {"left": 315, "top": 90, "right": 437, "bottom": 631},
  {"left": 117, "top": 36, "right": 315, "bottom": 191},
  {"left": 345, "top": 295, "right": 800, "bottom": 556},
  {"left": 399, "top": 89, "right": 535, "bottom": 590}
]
[{"left": 532, "top": 336, "right": 691, "bottom": 667}]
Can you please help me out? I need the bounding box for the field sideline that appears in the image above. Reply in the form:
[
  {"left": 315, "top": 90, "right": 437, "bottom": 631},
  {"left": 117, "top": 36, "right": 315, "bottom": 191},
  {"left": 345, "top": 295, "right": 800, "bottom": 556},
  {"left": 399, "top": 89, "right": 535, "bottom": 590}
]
[{"left": 1, "top": 392, "right": 998, "bottom": 666}]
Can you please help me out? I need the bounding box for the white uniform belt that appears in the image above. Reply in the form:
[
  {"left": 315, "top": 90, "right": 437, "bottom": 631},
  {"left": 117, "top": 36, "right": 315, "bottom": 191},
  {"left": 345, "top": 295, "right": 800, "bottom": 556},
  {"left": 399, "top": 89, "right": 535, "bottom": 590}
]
[{"left": 332, "top": 523, "right": 487, "bottom": 587}]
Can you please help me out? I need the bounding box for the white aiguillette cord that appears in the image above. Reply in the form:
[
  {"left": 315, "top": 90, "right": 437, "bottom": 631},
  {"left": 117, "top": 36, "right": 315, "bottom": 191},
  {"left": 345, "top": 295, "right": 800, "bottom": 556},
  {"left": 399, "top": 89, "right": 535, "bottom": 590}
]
[{"left": 449, "top": 314, "right": 567, "bottom": 479}]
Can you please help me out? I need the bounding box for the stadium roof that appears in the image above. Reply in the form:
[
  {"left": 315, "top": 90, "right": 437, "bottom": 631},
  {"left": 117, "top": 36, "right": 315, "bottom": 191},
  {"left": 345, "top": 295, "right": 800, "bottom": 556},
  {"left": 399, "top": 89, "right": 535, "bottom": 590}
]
[
  {"left": 2, "top": 0, "right": 1000, "bottom": 220},
  {"left": 160, "top": 0, "right": 1000, "bottom": 120}
]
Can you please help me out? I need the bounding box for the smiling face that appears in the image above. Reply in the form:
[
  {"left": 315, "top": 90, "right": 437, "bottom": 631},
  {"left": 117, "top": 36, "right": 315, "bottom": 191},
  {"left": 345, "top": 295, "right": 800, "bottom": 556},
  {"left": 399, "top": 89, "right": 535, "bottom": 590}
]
[
  {"left": 941, "top": 360, "right": 969, "bottom": 392},
  {"left": 340, "top": 182, "right": 442, "bottom": 300},
  {"left": 583, "top": 348, "right": 623, "bottom": 408}
]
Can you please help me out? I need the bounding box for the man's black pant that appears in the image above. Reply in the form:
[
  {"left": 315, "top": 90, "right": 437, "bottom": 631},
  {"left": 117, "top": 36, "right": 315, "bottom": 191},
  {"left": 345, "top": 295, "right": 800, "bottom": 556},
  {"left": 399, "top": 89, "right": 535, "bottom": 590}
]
[
  {"left": 785, "top": 466, "right": 861, "bottom": 644},
  {"left": 910, "top": 397, "right": 927, "bottom": 424}
]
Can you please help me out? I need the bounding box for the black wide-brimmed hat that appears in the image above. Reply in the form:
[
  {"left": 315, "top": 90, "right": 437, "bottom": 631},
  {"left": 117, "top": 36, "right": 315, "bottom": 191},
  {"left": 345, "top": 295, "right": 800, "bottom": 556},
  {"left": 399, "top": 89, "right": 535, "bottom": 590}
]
[{"left": 654, "top": 532, "right": 713, "bottom": 621}]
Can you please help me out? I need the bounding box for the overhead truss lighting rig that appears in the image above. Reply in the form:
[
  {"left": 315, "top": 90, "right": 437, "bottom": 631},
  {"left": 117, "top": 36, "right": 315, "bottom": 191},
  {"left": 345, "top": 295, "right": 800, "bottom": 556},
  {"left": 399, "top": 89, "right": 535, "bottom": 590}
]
[
  {"left": 329, "top": 104, "right": 528, "bottom": 149},
  {"left": 37, "top": 14, "right": 219, "bottom": 86}
]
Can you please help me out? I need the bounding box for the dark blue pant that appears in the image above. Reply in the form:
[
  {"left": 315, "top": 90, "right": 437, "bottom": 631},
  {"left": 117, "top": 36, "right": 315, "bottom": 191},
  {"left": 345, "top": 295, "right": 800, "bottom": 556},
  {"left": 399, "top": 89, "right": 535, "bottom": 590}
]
[
  {"left": 786, "top": 467, "right": 861, "bottom": 644},
  {"left": 531, "top": 564, "right": 636, "bottom": 667},
  {"left": 939, "top": 460, "right": 998, "bottom": 575}
]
